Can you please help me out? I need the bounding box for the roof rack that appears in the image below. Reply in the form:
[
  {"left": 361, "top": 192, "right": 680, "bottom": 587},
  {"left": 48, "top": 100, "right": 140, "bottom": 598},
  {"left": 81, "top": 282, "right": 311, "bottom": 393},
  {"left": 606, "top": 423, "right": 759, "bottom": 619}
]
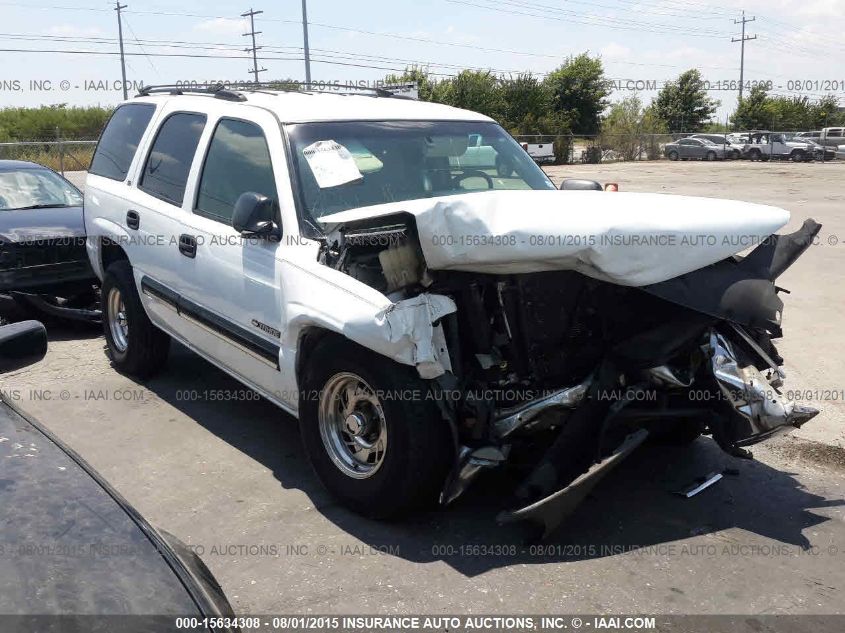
[
  {"left": 135, "top": 81, "right": 419, "bottom": 101},
  {"left": 136, "top": 83, "right": 246, "bottom": 102}
]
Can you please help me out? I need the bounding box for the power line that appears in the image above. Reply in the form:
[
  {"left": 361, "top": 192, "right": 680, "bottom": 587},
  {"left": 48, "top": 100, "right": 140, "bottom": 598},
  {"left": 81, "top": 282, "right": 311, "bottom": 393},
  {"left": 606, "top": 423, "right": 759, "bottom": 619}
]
[
  {"left": 114, "top": 1, "right": 128, "bottom": 100},
  {"left": 732, "top": 11, "right": 757, "bottom": 101},
  {"left": 446, "top": 0, "right": 730, "bottom": 38},
  {"left": 242, "top": 8, "right": 266, "bottom": 84},
  {"left": 301, "top": 0, "right": 311, "bottom": 86}
]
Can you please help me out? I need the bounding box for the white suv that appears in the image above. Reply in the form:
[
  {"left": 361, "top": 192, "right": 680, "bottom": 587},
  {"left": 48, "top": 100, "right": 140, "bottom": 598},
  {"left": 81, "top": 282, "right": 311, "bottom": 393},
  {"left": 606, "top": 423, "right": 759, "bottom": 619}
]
[{"left": 86, "top": 84, "right": 820, "bottom": 530}]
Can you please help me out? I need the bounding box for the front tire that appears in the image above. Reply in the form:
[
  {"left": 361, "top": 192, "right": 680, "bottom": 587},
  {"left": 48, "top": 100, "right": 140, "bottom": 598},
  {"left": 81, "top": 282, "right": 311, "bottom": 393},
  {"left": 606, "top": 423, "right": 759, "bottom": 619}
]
[
  {"left": 299, "top": 339, "right": 452, "bottom": 518},
  {"left": 668, "top": 150, "right": 679, "bottom": 161},
  {"left": 102, "top": 260, "right": 170, "bottom": 379}
]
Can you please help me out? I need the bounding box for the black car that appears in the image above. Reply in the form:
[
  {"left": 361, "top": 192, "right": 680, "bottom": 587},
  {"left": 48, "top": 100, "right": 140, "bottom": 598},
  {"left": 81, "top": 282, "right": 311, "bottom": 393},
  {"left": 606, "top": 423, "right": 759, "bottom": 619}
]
[
  {"left": 0, "top": 321, "right": 238, "bottom": 631},
  {"left": 0, "top": 160, "right": 99, "bottom": 323}
]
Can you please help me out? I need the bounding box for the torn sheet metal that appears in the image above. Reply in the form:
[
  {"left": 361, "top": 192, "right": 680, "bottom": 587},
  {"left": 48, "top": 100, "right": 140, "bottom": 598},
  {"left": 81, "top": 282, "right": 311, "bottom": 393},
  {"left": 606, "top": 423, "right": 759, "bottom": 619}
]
[
  {"left": 318, "top": 189, "right": 791, "bottom": 287},
  {"left": 378, "top": 293, "right": 456, "bottom": 378},
  {"left": 711, "top": 331, "right": 819, "bottom": 446}
]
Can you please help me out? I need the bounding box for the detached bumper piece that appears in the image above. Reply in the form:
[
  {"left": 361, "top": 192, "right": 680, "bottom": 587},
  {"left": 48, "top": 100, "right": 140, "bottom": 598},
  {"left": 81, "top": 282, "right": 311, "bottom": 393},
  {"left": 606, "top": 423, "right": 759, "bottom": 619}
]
[
  {"left": 498, "top": 429, "right": 649, "bottom": 539},
  {"left": 710, "top": 331, "right": 818, "bottom": 448}
]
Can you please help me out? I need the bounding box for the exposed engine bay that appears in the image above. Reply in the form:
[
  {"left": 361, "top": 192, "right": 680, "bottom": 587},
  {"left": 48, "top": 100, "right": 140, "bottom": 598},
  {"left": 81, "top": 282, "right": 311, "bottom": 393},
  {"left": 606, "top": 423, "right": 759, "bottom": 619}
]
[{"left": 319, "top": 208, "right": 822, "bottom": 533}]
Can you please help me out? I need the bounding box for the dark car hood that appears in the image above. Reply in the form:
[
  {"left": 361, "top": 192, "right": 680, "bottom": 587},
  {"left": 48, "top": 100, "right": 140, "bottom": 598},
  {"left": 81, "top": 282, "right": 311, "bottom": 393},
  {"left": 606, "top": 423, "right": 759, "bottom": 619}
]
[
  {"left": 0, "top": 205, "right": 85, "bottom": 242},
  {"left": 0, "top": 398, "right": 229, "bottom": 619}
]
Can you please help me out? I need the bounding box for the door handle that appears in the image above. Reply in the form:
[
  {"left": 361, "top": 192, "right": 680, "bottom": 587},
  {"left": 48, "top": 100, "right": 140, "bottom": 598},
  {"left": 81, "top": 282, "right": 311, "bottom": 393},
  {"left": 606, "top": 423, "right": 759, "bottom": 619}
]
[
  {"left": 178, "top": 234, "right": 197, "bottom": 259},
  {"left": 126, "top": 210, "right": 140, "bottom": 230}
]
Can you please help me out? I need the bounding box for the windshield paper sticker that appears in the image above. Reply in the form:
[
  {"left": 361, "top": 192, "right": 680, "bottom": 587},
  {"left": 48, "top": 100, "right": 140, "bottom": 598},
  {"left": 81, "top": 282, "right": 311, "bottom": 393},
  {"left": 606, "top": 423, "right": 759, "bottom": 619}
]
[{"left": 302, "top": 140, "right": 363, "bottom": 188}]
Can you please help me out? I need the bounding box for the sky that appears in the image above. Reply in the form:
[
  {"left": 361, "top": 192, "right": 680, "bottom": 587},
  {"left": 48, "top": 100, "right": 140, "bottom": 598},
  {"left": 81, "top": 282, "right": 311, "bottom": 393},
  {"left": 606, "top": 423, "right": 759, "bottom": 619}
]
[{"left": 1, "top": 0, "right": 843, "bottom": 124}]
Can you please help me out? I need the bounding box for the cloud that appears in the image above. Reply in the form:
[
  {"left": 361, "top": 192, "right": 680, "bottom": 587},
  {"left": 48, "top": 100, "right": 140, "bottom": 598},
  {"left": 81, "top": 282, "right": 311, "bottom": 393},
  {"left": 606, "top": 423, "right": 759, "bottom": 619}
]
[
  {"left": 45, "top": 24, "right": 104, "bottom": 37},
  {"left": 193, "top": 17, "right": 246, "bottom": 37},
  {"left": 794, "top": 0, "right": 842, "bottom": 18},
  {"left": 600, "top": 42, "right": 631, "bottom": 60}
]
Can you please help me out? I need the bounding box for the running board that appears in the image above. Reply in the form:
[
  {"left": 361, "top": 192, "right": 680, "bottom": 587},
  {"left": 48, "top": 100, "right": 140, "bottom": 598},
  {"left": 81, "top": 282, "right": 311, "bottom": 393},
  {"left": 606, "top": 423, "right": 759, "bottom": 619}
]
[{"left": 497, "top": 429, "right": 649, "bottom": 539}]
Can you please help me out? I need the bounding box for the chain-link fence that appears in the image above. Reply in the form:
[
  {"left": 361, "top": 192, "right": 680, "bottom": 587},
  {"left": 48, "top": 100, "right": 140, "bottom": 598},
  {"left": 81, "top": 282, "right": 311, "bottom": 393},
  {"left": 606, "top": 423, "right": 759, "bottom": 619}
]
[
  {"left": 0, "top": 130, "right": 837, "bottom": 175},
  {"left": 514, "top": 133, "right": 704, "bottom": 164},
  {"left": 0, "top": 139, "right": 97, "bottom": 174},
  {"left": 513, "top": 131, "right": 840, "bottom": 164}
]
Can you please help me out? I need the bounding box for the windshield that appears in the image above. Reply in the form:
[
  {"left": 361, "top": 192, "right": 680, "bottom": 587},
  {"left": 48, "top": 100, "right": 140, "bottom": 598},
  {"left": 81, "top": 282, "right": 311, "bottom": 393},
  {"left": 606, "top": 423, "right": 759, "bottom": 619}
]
[
  {"left": 0, "top": 168, "right": 83, "bottom": 211},
  {"left": 287, "top": 120, "right": 556, "bottom": 219}
]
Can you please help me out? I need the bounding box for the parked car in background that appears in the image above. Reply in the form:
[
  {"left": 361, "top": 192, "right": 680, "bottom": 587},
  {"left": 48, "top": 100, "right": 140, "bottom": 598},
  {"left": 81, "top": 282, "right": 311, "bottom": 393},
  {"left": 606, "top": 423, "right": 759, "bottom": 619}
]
[
  {"left": 794, "top": 130, "right": 822, "bottom": 143},
  {"left": 689, "top": 134, "right": 742, "bottom": 159},
  {"left": 0, "top": 320, "right": 237, "bottom": 629},
  {"left": 520, "top": 141, "right": 556, "bottom": 164},
  {"left": 785, "top": 134, "right": 836, "bottom": 161},
  {"left": 0, "top": 160, "right": 100, "bottom": 324},
  {"left": 820, "top": 127, "right": 845, "bottom": 147},
  {"left": 726, "top": 132, "right": 751, "bottom": 148},
  {"left": 740, "top": 131, "right": 815, "bottom": 162},
  {"left": 664, "top": 137, "right": 727, "bottom": 161}
]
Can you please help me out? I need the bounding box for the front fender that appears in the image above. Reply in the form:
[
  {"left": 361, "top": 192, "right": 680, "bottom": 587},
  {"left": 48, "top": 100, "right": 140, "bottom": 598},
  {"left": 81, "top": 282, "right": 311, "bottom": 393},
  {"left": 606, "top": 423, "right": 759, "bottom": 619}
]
[{"left": 279, "top": 259, "right": 456, "bottom": 382}]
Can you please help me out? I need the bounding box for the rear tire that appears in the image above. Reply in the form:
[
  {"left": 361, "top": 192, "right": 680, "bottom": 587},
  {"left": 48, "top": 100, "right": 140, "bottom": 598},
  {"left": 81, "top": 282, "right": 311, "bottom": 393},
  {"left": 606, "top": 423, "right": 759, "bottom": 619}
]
[
  {"left": 102, "top": 260, "right": 170, "bottom": 379},
  {"left": 706, "top": 151, "right": 716, "bottom": 161},
  {"left": 299, "top": 339, "right": 452, "bottom": 519}
]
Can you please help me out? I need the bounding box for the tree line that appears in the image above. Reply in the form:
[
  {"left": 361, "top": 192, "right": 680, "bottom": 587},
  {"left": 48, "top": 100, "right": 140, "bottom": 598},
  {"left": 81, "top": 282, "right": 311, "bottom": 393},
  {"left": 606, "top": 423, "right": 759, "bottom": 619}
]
[
  {"left": 0, "top": 105, "right": 112, "bottom": 142},
  {"left": 1, "top": 56, "right": 841, "bottom": 153}
]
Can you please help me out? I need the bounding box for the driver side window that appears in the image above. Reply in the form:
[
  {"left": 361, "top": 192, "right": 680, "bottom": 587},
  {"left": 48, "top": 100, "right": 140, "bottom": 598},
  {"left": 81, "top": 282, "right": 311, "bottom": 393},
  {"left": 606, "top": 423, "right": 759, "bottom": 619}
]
[{"left": 195, "top": 118, "right": 278, "bottom": 224}]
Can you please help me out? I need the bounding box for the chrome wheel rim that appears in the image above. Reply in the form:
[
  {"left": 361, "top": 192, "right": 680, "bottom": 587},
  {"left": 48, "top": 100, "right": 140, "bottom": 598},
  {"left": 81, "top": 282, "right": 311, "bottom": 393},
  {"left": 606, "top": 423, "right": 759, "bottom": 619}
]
[
  {"left": 107, "top": 287, "right": 129, "bottom": 353},
  {"left": 317, "top": 372, "right": 387, "bottom": 479}
]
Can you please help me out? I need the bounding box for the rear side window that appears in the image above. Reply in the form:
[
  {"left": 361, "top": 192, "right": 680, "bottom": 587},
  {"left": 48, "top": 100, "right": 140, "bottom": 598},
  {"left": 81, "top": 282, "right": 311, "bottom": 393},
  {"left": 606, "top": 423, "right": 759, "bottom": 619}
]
[
  {"left": 195, "top": 118, "right": 278, "bottom": 223},
  {"left": 89, "top": 103, "right": 155, "bottom": 181},
  {"left": 140, "top": 112, "right": 206, "bottom": 206},
  {"left": 829, "top": 129, "right": 843, "bottom": 138}
]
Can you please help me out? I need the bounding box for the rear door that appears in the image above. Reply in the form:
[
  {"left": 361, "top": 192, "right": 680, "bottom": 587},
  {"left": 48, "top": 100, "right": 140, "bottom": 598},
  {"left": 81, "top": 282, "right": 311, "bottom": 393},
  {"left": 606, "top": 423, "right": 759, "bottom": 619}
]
[
  {"left": 678, "top": 139, "right": 697, "bottom": 159},
  {"left": 128, "top": 107, "right": 208, "bottom": 337}
]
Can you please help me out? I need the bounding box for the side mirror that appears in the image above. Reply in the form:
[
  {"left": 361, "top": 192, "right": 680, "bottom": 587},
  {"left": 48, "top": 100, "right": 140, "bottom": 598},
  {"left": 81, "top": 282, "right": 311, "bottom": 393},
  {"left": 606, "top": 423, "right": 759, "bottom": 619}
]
[
  {"left": 560, "top": 178, "right": 603, "bottom": 191},
  {"left": 232, "top": 192, "right": 281, "bottom": 239},
  {"left": 0, "top": 320, "right": 47, "bottom": 373}
]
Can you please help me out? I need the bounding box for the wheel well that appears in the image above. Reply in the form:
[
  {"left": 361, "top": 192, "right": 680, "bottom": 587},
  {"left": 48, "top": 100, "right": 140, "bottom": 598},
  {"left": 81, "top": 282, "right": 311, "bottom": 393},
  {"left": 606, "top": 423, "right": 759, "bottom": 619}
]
[
  {"left": 101, "top": 237, "right": 129, "bottom": 273},
  {"left": 296, "top": 327, "right": 346, "bottom": 388}
]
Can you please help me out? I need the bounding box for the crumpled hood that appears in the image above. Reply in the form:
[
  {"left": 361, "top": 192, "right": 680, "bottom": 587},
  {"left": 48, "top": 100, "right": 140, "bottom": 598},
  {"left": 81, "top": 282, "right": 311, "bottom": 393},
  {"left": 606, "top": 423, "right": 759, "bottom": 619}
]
[
  {"left": 0, "top": 206, "right": 86, "bottom": 243},
  {"left": 319, "top": 190, "right": 791, "bottom": 287}
]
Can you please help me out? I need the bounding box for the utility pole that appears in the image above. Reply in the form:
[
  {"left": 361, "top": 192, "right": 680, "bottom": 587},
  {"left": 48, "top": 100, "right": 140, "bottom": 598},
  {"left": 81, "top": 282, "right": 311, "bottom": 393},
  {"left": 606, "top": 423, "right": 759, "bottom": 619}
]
[
  {"left": 115, "top": 1, "right": 128, "bottom": 100},
  {"left": 242, "top": 8, "right": 266, "bottom": 85},
  {"left": 301, "top": 0, "right": 311, "bottom": 87},
  {"left": 732, "top": 11, "right": 756, "bottom": 102}
]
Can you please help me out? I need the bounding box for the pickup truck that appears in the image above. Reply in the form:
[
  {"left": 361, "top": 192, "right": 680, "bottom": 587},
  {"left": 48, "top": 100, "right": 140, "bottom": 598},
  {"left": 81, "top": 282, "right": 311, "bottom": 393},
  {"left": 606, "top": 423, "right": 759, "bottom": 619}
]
[
  {"left": 84, "top": 84, "right": 821, "bottom": 532},
  {"left": 520, "top": 142, "right": 556, "bottom": 164},
  {"left": 740, "top": 131, "right": 815, "bottom": 161}
]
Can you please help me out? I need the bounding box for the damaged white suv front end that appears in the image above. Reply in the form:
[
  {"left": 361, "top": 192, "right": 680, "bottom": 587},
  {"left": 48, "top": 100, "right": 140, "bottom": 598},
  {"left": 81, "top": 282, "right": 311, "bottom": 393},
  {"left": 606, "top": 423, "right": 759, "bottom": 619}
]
[
  {"left": 88, "top": 94, "right": 821, "bottom": 536},
  {"left": 286, "top": 118, "right": 821, "bottom": 533}
]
